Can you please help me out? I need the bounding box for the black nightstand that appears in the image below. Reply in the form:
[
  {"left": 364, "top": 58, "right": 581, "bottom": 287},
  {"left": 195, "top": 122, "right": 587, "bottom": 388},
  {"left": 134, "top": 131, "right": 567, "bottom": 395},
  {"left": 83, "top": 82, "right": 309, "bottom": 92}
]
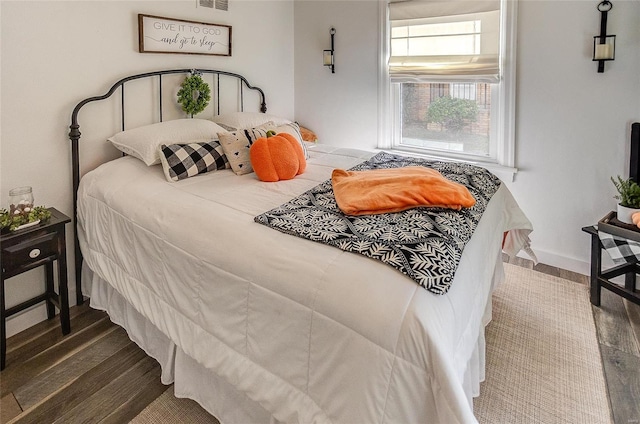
[
  {"left": 0, "top": 207, "right": 71, "bottom": 370},
  {"left": 582, "top": 224, "right": 640, "bottom": 307}
]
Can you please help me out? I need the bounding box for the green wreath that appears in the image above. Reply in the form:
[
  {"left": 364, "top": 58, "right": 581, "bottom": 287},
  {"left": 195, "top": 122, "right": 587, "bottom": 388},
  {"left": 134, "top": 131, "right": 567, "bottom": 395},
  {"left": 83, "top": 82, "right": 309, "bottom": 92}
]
[{"left": 177, "top": 74, "right": 211, "bottom": 116}]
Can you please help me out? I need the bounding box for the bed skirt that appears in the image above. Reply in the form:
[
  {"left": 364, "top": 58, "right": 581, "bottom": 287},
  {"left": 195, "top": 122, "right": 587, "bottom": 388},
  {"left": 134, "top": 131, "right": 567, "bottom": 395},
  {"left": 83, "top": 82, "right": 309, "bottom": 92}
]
[{"left": 82, "top": 257, "right": 504, "bottom": 424}]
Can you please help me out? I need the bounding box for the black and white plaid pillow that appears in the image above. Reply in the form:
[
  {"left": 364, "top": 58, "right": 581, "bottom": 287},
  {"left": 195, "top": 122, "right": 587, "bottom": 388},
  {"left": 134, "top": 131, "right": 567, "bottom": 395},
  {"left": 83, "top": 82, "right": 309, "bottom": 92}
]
[{"left": 159, "top": 141, "right": 230, "bottom": 182}]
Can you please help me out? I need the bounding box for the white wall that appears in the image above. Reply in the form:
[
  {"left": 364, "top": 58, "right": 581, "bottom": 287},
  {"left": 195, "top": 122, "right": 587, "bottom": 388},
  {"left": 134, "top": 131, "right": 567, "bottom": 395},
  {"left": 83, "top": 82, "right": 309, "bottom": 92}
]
[
  {"left": 1, "top": 0, "right": 294, "bottom": 336},
  {"left": 510, "top": 0, "right": 640, "bottom": 272},
  {"left": 294, "top": 0, "right": 640, "bottom": 274},
  {"left": 294, "top": 0, "right": 380, "bottom": 149}
]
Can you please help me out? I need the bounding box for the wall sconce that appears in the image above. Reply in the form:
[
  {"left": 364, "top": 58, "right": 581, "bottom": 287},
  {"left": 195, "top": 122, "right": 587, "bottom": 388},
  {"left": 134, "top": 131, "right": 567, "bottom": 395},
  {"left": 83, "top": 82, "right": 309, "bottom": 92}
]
[
  {"left": 593, "top": 0, "right": 615, "bottom": 73},
  {"left": 323, "top": 27, "right": 336, "bottom": 74}
]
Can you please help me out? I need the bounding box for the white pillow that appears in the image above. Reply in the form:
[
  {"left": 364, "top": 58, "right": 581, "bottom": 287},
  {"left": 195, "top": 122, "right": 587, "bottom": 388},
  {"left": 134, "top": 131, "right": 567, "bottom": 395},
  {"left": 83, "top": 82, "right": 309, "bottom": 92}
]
[
  {"left": 108, "top": 119, "right": 229, "bottom": 166},
  {"left": 212, "top": 112, "right": 291, "bottom": 130}
]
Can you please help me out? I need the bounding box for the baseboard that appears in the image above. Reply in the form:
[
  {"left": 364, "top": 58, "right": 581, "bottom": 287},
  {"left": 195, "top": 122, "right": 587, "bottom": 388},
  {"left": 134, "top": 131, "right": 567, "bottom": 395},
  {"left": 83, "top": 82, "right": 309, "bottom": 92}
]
[
  {"left": 5, "top": 305, "right": 49, "bottom": 338},
  {"left": 518, "top": 247, "right": 592, "bottom": 276},
  {"left": 5, "top": 287, "right": 78, "bottom": 338}
]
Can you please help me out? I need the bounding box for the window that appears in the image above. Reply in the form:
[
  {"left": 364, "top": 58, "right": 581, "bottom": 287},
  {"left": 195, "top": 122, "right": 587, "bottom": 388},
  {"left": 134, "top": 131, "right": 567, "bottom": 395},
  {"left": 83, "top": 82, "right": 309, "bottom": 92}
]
[
  {"left": 380, "top": 0, "right": 517, "bottom": 173},
  {"left": 391, "top": 20, "right": 482, "bottom": 57},
  {"left": 398, "top": 82, "right": 493, "bottom": 158}
]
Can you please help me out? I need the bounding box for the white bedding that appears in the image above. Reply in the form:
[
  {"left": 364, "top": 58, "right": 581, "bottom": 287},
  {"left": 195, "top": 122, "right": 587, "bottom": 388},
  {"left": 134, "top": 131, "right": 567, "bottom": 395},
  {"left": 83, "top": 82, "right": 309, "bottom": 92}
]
[{"left": 77, "top": 144, "right": 532, "bottom": 424}]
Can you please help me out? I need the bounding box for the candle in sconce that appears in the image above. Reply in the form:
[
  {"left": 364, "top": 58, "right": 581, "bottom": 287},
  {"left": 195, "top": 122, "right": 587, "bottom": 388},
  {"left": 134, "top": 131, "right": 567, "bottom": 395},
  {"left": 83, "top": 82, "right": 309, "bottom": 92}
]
[
  {"left": 594, "top": 43, "right": 613, "bottom": 60},
  {"left": 323, "top": 51, "right": 333, "bottom": 66}
]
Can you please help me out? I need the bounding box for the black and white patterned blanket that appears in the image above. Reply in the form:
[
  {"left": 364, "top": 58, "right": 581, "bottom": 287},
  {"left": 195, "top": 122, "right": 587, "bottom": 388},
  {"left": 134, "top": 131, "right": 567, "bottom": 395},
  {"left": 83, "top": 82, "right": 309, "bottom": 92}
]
[{"left": 254, "top": 152, "right": 502, "bottom": 294}]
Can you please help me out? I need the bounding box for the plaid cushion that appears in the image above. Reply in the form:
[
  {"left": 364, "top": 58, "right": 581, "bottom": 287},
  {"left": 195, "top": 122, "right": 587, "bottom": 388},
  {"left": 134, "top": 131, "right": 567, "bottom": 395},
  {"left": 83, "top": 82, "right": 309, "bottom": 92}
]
[
  {"left": 598, "top": 231, "right": 640, "bottom": 264},
  {"left": 159, "top": 141, "right": 229, "bottom": 182}
]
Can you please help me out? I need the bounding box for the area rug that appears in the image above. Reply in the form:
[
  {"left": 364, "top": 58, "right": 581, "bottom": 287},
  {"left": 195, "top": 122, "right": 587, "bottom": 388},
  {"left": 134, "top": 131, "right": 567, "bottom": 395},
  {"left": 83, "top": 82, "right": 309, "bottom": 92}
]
[
  {"left": 131, "top": 263, "right": 612, "bottom": 424},
  {"left": 130, "top": 388, "right": 220, "bottom": 424},
  {"left": 473, "top": 263, "right": 612, "bottom": 424}
]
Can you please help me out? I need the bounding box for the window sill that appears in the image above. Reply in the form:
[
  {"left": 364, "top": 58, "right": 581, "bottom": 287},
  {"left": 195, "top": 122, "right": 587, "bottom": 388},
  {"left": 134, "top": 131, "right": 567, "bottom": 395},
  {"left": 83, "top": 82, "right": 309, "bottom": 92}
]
[{"left": 378, "top": 148, "right": 517, "bottom": 182}]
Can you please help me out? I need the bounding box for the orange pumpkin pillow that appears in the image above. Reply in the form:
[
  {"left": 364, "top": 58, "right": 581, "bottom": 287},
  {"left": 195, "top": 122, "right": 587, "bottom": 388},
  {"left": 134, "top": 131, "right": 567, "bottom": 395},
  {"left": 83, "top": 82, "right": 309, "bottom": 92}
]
[{"left": 250, "top": 131, "right": 306, "bottom": 182}]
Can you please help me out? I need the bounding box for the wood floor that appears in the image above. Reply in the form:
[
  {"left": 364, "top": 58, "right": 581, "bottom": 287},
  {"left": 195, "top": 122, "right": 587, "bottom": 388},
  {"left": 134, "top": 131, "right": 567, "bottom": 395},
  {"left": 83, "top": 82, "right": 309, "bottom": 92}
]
[{"left": 1, "top": 259, "right": 639, "bottom": 424}]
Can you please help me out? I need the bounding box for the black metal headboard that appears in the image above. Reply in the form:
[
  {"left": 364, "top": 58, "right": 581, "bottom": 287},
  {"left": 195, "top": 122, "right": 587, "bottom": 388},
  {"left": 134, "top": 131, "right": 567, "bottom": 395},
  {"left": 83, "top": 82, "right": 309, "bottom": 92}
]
[{"left": 68, "top": 68, "right": 267, "bottom": 305}]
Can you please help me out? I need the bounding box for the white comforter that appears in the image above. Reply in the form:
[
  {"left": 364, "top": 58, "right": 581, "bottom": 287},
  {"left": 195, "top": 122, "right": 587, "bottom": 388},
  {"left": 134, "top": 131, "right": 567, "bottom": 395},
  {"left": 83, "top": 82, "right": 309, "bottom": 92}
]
[{"left": 77, "top": 144, "right": 532, "bottom": 424}]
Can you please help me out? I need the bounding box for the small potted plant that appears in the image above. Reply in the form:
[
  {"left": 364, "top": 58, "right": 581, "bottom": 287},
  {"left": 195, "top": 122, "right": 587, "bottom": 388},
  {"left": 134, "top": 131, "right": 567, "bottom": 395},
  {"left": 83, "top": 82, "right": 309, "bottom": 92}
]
[{"left": 611, "top": 175, "right": 640, "bottom": 224}]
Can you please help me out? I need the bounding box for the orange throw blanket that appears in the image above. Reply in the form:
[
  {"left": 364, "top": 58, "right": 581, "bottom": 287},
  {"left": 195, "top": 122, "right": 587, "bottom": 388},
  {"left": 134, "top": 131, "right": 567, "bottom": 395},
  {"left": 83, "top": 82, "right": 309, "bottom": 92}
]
[{"left": 331, "top": 166, "right": 476, "bottom": 216}]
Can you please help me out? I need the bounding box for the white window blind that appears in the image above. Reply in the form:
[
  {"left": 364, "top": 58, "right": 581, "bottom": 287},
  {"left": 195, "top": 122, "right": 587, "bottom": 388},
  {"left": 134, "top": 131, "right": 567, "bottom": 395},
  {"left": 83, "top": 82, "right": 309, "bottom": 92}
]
[{"left": 389, "top": 0, "right": 501, "bottom": 82}]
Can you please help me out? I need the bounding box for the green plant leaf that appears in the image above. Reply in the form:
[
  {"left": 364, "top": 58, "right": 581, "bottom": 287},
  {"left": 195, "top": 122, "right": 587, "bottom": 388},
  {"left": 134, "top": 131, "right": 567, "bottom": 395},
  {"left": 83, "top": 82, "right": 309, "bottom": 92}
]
[
  {"left": 612, "top": 175, "right": 640, "bottom": 208},
  {"left": 426, "top": 95, "right": 479, "bottom": 133}
]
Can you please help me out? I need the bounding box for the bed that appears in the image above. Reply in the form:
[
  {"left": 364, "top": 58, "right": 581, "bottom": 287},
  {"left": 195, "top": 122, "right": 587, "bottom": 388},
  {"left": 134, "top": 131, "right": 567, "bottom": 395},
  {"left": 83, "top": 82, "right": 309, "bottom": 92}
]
[{"left": 69, "top": 69, "right": 533, "bottom": 424}]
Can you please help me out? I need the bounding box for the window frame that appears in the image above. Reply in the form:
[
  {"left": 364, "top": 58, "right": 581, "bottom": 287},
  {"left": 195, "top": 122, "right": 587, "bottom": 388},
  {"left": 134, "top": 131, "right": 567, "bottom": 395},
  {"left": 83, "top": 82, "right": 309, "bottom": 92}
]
[{"left": 378, "top": 0, "right": 518, "bottom": 179}]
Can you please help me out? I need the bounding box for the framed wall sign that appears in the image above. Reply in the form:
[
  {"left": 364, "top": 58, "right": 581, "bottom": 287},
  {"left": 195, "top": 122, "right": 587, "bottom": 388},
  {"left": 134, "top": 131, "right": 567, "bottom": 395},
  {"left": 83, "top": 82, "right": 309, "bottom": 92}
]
[{"left": 138, "top": 14, "right": 232, "bottom": 56}]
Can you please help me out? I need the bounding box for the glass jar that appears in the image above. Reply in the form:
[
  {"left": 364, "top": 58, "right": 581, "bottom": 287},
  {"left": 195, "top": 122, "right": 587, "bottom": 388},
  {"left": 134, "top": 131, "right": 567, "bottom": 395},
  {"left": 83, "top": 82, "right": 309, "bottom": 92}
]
[{"left": 9, "top": 186, "right": 34, "bottom": 216}]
